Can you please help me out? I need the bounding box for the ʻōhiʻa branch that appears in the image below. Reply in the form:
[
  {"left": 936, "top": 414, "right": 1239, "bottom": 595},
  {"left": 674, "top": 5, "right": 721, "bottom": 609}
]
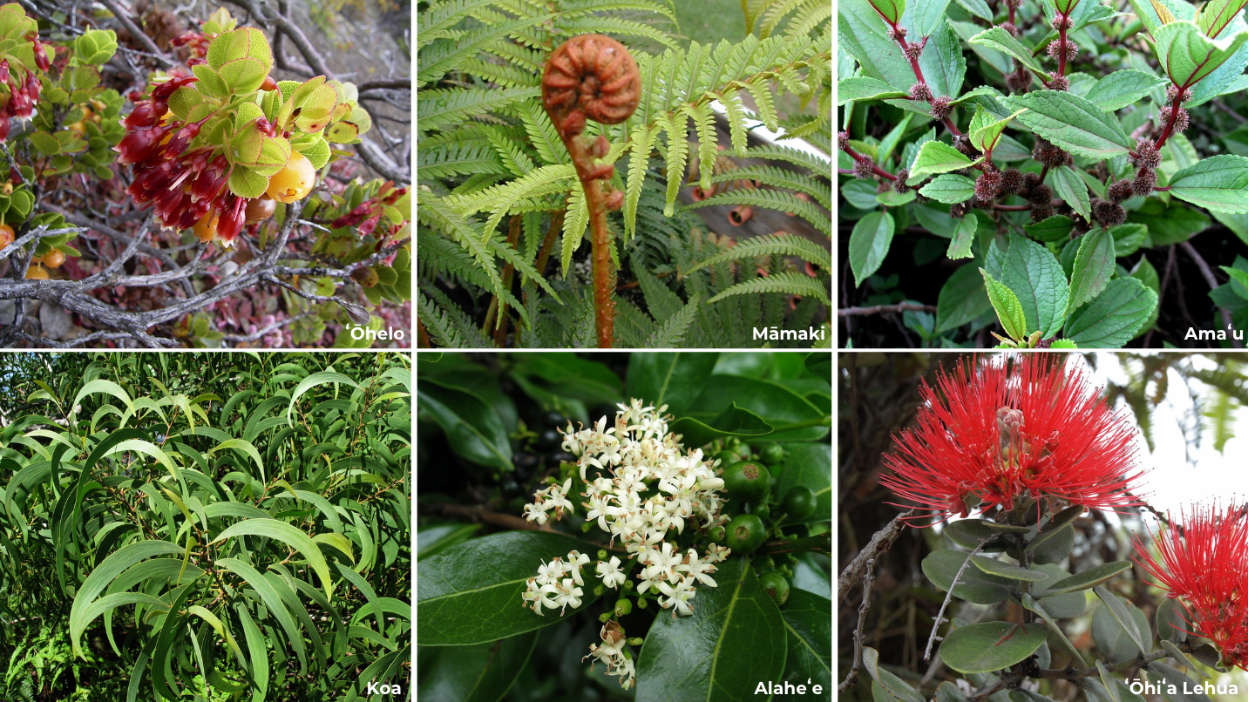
[{"left": 541, "top": 34, "right": 640, "bottom": 348}]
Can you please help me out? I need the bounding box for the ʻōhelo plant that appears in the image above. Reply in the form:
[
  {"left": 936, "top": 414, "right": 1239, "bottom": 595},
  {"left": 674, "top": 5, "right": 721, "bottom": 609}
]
[
  {"left": 0, "top": 5, "right": 411, "bottom": 348},
  {"left": 417, "top": 1, "right": 833, "bottom": 349},
  {"left": 838, "top": 0, "right": 1249, "bottom": 349},
  {"left": 0, "top": 352, "right": 412, "bottom": 701},
  {"left": 417, "top": 351, "right": 833, "bottom": 699}
]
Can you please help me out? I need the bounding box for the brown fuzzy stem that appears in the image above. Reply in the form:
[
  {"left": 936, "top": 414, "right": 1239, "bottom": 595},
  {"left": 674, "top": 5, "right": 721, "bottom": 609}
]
[{"left": 542, "top": 35, "right": 641, "bottom": 347}]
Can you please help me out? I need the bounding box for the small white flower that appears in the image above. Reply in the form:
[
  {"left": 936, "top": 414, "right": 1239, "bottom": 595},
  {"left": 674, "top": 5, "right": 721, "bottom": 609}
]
[
  {"left": 657, "top": 575, "right": 697, "bottom": 616},
  {"left": 553, "top": 577, "right": 583, "bottom": 614},
  {"left": 596, "top": 556, "right": 627, "bottom": 589}
]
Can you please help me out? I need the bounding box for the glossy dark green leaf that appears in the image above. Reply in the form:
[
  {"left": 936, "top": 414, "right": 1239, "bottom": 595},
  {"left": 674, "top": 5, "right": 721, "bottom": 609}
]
[
  {"left": 689, "top": 376, "right": 829, "bottom": 443},
  {"left": 635, "top": 559, "right": 786, "bottom": 702},
  {"left": 670, "top": 404, "right": 774, "bottom": 447},
  {"left": 776, "top": 590, "right": 831, "bottom": 695},
  {"left": 512, "top": 354, "right": 621, "bottom": 404},
  {"left": 940, "top": 622, "right": 1049, "bottom": 673},
  {"left": 625, "top": 353, "right": 719, "bottom": 416},
  {"left": 418, "top": 379, "right": 513, "bottom": 471},
  {"left": 417, "top": 632, "right": 538, "bottom": 702},
  {"left": 417, "top": 531, "right": 601, "bottom": 645}
]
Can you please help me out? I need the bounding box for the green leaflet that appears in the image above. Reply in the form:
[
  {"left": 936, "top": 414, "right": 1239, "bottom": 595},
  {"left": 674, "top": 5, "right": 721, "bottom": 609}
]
[
  {"left": 212, "top": 518, "right": 335, "bottom": 598},
  {"left": 1066, "top": 227, "right": 1117, "bottom": 315},
  {"left": 837, "top": 76, "right": 908, "bottom": 104},
  {"left": 1081, "top": 70, "right": 1170, "bottom": 111},
  {"left": 969, "top": 107, "right": 1026, "bottom": 154},
  {"left": 1050, "top": 166, "right": 1092, "bottom": 222},
  {"left": 919, "top": 174, "right": 976, "bottom": 203},
  {"left": 849, "top": 211, "right": 895, "bottom": 286},
  {"left": 981, "top": 269, "right": 1029, "bottom": 342},
  {"left": 1001, "top": 91, "right": 1134, "bottom": 158},
  {"left": 1064, "top": 278, "right": 1159, "bottom": 347},
  {"left": 999, "top": 234, "right": 1070, "bottom": 337},
  {"left": 1167, "top": 155, "right": 1250, "bottom": 213},
  {"left": 1153, "top": 21, "right": 1249, "bottom": 88},
  {"left": 908, "top": 141, "right": 982, "bottom": 182},
  {"left": 968, "top": 27, "right": 1046, "bottom": 75}
]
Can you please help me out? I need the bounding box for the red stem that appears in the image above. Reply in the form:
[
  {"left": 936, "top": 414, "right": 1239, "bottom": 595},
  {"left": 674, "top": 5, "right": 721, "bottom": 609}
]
[
  {"left": 1057, "top": 26, "right": 1069, "bottom": 77},
  {"left": 1154, "top": 96, "right": 1185, "bottom": 150},
  {"left": 873, "top": 11, "right": 963, "bottom": 137},
  {"left": 562, "top": 136, "right": 616, "bottom": 348},
  {"left": 840, "top": 142, "right": 899, "bottom": 181}
]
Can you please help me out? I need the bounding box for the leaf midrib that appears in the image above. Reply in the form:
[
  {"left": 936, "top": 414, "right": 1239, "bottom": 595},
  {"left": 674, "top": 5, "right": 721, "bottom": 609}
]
[{"left": 705, "top": 562, "right": 749, "bottom": 702}]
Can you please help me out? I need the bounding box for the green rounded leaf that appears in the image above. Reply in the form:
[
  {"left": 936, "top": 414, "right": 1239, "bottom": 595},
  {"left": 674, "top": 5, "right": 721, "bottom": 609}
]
[
  {"left": 970, "top": 555, "right": 1049, "bottom": 581},
  {"left": 921, "top": 549, "right": 1014, "bottom": 604},
  {"left": 939, "top": 622, "right": 1049, "bottom": 673},
  {"left": 850, "top": 211, "right": 895, "bottom": 287},
  {"left": 1036, "top": 561, "right": 1132, "bottom": 596}
]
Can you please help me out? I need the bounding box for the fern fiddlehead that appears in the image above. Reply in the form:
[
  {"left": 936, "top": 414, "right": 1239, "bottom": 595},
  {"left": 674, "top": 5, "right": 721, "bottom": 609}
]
[{"left": 541, "top": 34, "right": 640, "bottom": 348}]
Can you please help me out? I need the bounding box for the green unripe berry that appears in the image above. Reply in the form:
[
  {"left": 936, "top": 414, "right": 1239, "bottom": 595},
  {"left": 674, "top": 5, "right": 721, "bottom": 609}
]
[
  {"left": 594, "top": 585, "right": 605, "bottom": 596},
  {"left": 599, "top": 612, "right": 612, "bottom": 623},
  {"left": 582, "top": 522, "right": 593, "bottom": 532},
  {"left": 760, "top": 572, "right": 790, "bottom": 606},
  {"left": 724, "top": 460, "right": 771, "bottom": 501},
  {"left": 759, "top": 443, "right": 787, "bottom": 466},
  {"left": 725, "top": 514, "right": 767, "bottom": 553},
  {"left": 782, "top": 486, "right": 818, "bottom": 520},
  {"left": 753, "top": 503, "right": 771, "bottom": 520},
  {"left": 615, "top": 599, "right": 633, "bottom": 617},
  {"left": 628, "top": 637, "right": 644, "bottom": 647},
  {"left": 598, "top": 549, "right": 609, "bottom": 560},
  {"left": 637, "top": 597, "right": 648, "bottom": 609},
  {"left": 715, "top": 449, "right": 740, "bottom": 466},
  {"left": 622, "top": 580, "right": 634, "bottom": 591},
  {"left": 709, "top": 525, "right": 727, "bottom": 543}
]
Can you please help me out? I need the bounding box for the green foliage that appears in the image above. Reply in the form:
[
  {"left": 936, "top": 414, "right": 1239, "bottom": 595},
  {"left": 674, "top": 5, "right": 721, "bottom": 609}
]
[
  {"left": 416, "top": 351, "right": 832, "bottom": 698},
  {"left": 417, "top": 0, "right": 832, "bottom": 347},
  {"left": 837, "top": 0, "right": 1249, "bottom": 348},
  {"left": 0, "top": 353, "right": 411, "bottom": 701}
]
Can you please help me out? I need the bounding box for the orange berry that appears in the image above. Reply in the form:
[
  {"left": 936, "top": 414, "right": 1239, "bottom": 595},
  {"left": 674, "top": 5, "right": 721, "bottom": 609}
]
[
  {"left": 42, "top": 249, "right": 65, "bottom": 269},
  {"left": 192, "top": 212, "right": 219, "bottom": 242},
  {"left": 265, "top": 151, "right": 316, "bottom": 204},
  {"left": 26, "top": 264, "right": 48, "bottom": 280},
  {"left": 244, "top": 195, "right": 278, "bottom": 223},
  {"left": 0, "top": 223, "right": 13, "bottom": 250}
]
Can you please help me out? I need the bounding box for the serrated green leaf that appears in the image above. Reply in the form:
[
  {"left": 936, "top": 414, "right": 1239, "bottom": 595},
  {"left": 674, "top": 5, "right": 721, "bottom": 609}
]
[
  {"left": 1064, "top": 277, "right": 1158, "bottom": 347},
  {"left": 1167, "top": 155, "right": 1249, "bottom": 213},
  {"left": 1000, "top": 233, "right": 1070, "bottom": 337},
  {"left": 838, "top": 76, "right": 908, "bottom": 104},
  {"left": 1066, "top": 227, "right": 1116, "bottom": 314},
  {"left": 909, "top": 141, "right": 981, "bottom": 182},
  {"left": 981, "top": 269, "right": 1029, "bottom": 341},
  {"left": 850, "top": 212, "right": 895, "bottom": 286},
  {"left": 1002, "top": 92, "right": 1134, "bottom": 158},
  {"left": 1051, "top": 166, "right": 1092, "bottom": 222},
  {"left": 920, "top": 174, "right": 976, "bottom": 203}
]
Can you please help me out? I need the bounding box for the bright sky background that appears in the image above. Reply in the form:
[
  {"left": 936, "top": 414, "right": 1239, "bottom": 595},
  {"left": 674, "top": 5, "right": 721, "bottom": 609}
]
[{"left": 1084, "top": 352, "right": 1248, "bottom": 521}]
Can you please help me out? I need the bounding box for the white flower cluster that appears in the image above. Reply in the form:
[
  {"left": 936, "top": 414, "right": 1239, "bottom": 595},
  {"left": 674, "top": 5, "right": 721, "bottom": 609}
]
[
  {"left": 519, "top": 400, "right": 733, "bottom": 690},
  {"left": 584, "top": 621, "right": 635, "bottom": 689},
  {"left": 521, "top": 550, "right": 589, "bottom": 616}
]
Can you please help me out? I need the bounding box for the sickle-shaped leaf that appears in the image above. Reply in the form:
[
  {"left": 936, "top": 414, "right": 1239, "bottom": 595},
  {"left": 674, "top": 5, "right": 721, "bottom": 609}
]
[
  {"left": 72, "top": 592, "right": 170, "bottom": 660},
  {"left": 286, "top": 371, "right": 359, "bottom": 425},
  {"left": 207, "top": 438, "right": 266, "bottom": 482},
  {"left": 635, "top": 559, "right": 786, "bottom": 702},
  {"left": 216, "top": 557, "right": 308, "bottom": 674},
  {"left": 212, "top": 518, "right": 334, "bottom": 598},
  {"left": 70, "top": 540, "right": 186, "bottom": 658},
  {"left": 73, "top": 379, "right": 134, "bottom": 415}
]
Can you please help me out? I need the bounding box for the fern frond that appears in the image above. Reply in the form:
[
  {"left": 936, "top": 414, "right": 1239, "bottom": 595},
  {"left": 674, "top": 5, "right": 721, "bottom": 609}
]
[
  {"left": 684, "top": 189, "right": 831, "bottom": 236},
  {"left": 561, "top": 187, "right": 589, "bottom": 277},
  {"left": 614, "top": 297, "right": 659, "bottom": 348},
  {"left": 416, "top": 191, "right": 504, "bottom": 293},
  {"left": 418, "top": 228, "right": 495, "bottom": 291},
  {"left": 645, "top": 295, "right": 701, "bottom": 347},
  {"left": 683, "top": 103, "right": 718, "bottom": 191},
  {"left": 758, "top": 0, "right": 806, "bottom": 38},
  {"left": 624, "top": 124, "right": 657, "bottom": 238},
  {"left": 736, "top": 143, "right": 832, "bottom": 175},
  {"left": 519, "top": 102, "right": 567, "bottom": 166},
  {"left": 417, "top": 0, "right": 503, "bottom": 49},
  {"left": 487, "top": 130, "right": 536, "bottom": 177},
  {"left": 417, "top": 142, "right": 508, "bottom": 179},
  {"left": 780, "top": 113, "right": 828, "bottom": 140},
  {"left": 458, "top": 58, "right": 541, "bottom": 87},
  {"left": 720, "top": 90, "right": 749, "bottom": 154},
  {"left": 418, "top": 289, "right": 490, "bottom": 348},
  {"left": 708, "top": 271, "right": 830, "bottom": 306},
  {"left": 487, "top": 232, "right": 560, "bottom": 303},
  {"left": 743, "top": 78, "right": 779, "bottom": 131},
  {"left": 662, "top": 113, "right": 689, "bottom": 216},
  {"left": 445, "top": 163, "right": 574, "bottom": 217},
  {"left": 417, "top": 87, "right": 540, "bottom": 132},
  {"left": 710, "top": 165, "right": 831, "bottom": 209},
  {"left": 556, "top": 16, "right": 681, "bottom": 51},
  {"left": 632, "top": 254, "right": 685, "bottom": 320},
  {"left": 560, "top": 0, "right": 679, "bottom": 25},
  {"left": 417, "top": 15, "right": 553, "bottom": 87},
  {"left": 785, "top": 0, "right": 832, "bottom": 38},
  {"left": 688, "top": 233, "right": 831, "bottom": 274}
]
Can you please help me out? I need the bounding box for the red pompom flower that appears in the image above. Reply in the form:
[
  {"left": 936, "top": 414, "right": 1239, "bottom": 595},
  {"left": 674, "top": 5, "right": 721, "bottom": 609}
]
[
  {"left": 880, "top": 355, "right": 1145, "bottom": 524},
  {"left": 1132, "top": 502, "right": 1248, "bottom": 670}
]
